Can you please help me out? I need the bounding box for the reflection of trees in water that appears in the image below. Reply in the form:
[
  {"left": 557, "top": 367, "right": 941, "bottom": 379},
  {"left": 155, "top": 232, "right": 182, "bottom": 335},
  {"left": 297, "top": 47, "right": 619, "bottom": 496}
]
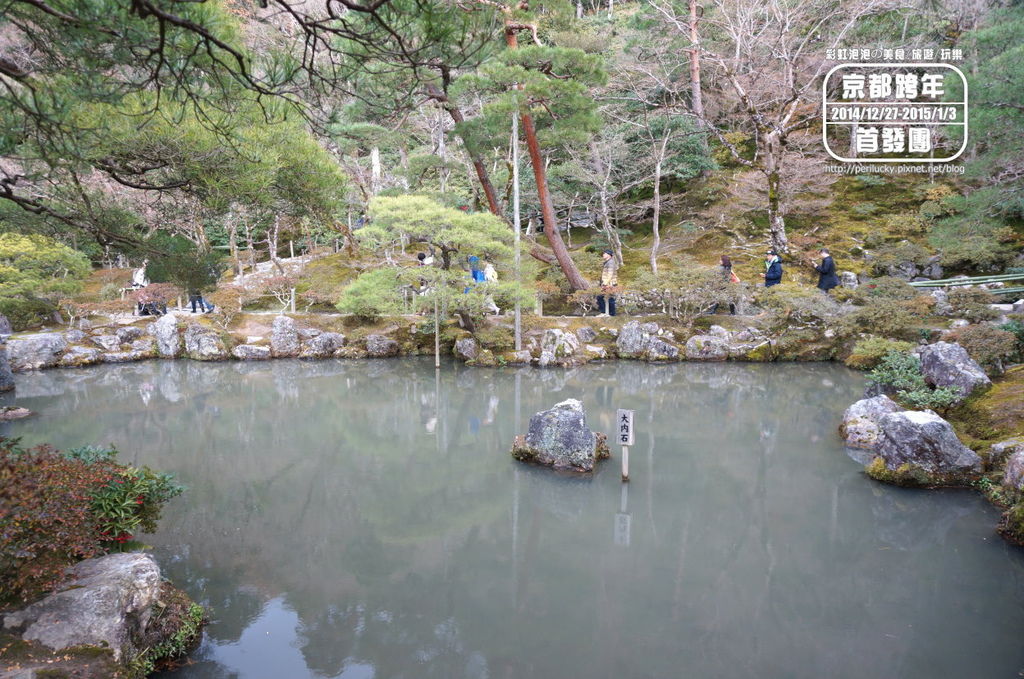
[{"left": 10, "top": 360, "right": 1024, "bottom": 678}]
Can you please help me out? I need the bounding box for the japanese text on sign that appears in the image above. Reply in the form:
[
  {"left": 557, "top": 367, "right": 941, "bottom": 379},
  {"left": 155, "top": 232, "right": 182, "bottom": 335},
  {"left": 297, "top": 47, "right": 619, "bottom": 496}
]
[
  {"left": 822, "top": 63, "right": 968, "bottom": 163},
  {"left": 616, "top": 409, "right": 635, "bottom": 446}
]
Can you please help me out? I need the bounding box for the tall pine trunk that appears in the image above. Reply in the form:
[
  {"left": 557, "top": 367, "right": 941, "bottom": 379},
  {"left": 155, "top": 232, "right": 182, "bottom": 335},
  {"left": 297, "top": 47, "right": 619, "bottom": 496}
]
[{"left": 505, "top": 28, "right": 588, "bottom": 291}]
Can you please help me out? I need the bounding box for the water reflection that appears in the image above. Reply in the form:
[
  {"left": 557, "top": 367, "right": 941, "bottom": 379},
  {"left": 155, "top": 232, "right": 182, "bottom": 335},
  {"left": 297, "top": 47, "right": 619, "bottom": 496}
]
[{"left": 6, "top": 359, "right": 1024, "bottom": 679}]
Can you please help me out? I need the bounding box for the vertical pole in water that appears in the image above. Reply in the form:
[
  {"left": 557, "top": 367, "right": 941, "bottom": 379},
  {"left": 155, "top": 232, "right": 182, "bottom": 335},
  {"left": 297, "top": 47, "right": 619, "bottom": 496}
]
[
  {"left": 512, "top": 113, "right": 522, "bottom": 352},
  {"left": 290, "top": 288, "right": 296, "bottom": 313},
  {"left": 622, "top": 445, "right": 630, "bottom": 482},
  {"left": 434, "top": 298, "right": 441, "bottom": 369}
]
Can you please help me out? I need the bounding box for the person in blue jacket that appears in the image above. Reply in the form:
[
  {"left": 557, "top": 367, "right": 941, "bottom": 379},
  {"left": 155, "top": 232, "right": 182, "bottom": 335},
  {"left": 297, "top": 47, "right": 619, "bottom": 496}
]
[
  {"left": 764, "top": 249, "right": 783, "bottom": 287},
  {"left": 814, "top": 247, "right": 840, "bottom": 293}
]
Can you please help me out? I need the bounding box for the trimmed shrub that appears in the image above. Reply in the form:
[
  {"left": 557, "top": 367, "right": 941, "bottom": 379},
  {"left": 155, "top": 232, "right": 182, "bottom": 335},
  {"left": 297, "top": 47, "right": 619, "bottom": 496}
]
[
  {"left": 945, "top": 324, "right": 1018, "bottom": 375},
  {"left": 866, "top": 350, "right": 962, "bottom": 413},
  {"left": 755, "top": 283, "right": 840, "bottom": 328},
  {"left": 845, "top": 336, "right": 915, "bottom": 370},
  {"left": 947, "top": 287, "right": 998, "bottom": 322},
  {"left": 868, "top": 242, "right": 930, "bottom": 278}
]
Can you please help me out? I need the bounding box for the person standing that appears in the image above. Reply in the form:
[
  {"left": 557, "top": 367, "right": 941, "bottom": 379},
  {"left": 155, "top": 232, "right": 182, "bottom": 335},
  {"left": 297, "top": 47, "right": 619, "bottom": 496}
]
[
  {"left": 483, "top": 260, "right": 500, "bottom": 314},
  {"left": 814, "top": 248, "right": 840, "bottom": 293},
  {"left": 713, "top": 254, "right": 739, "bottom": 314},
  {"left": 764, "top": 249, "right": 783, "bottom": 288},
  {"left": 597, "top": 249, "right": 619, "bottom": 317}
]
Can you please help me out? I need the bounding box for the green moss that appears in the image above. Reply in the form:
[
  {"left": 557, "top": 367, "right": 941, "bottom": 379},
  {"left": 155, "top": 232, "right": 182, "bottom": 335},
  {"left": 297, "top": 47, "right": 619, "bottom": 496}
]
[
  {"left": 998, "top": 502, "right": 1024, "bottom": 545},
  {"left": 294, "top": 254, "right": 360, "bottom": 305},
  {"left": 865, "top": 456, "right": 977, "bottom": 487},
  {"left": 865, "top": 457, "right": 933, "bottom": 486}
]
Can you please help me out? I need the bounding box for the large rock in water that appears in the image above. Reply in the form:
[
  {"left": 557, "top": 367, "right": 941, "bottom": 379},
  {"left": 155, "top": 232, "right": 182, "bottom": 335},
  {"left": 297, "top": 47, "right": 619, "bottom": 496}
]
[
  {"left": 6, "top": 333, "right": 67, "bottom": 371},
  {"left": 184, "top": 324, "right": 228, "bottom": 361},
  {"left": 271, "top": 315, "right": 300, "bottom": 357},
  {"left": 840, "top": 395, "right": 902, "bottom": 449},
  {"left": 0, "top": 345, "right": 14, "bottom": 392},
  {"left": 153, "top": 313, "right": 181, "bottom": 358},
  {"left": 874, "top": 410, "right": 982, "bottom": 475},
  {"left": 511, "top": 398, "right": 609, "bottom": 472},
  {"left": 916, "top": 341, "right": 991, "bottom": 402},
  {"left": 2, "top": 553, "right": 161, "bottom": 662}
]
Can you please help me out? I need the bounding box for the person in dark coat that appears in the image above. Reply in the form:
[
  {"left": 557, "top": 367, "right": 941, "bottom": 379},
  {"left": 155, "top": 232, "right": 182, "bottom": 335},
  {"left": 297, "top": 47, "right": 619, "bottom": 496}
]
[
  {"left": 763, "top": 249, "right": 783, "bottom": 287},
  {"left": 814, "top": 248, "right": 840, "bottom": 292}
]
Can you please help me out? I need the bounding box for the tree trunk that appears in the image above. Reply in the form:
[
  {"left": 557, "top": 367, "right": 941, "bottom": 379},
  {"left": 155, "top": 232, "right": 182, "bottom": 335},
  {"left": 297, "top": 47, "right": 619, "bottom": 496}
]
[
  {"left": 763, "top": 132, "right": 789, "bottom": 253},
  {"left": 590, "top": 141, "right": 623, "bottom": 265},
  {"left": 370, "top": 147, "right": 382, "bottom": 195},
  {"left": 650, "top": 134, "right": 669, "bottom": 275},
  {"left": 688, "top": 0, "right": 704, "bottom": 120},
  {"left": 506, "top": 27, "right": 588, "bottom": 291}
]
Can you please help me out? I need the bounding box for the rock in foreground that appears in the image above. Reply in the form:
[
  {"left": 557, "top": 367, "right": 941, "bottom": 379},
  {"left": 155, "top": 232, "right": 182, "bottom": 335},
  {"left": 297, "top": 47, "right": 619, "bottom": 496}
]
[
  {"left": 1, "top": 553, "right": 203, "bottom": 677},
  {"left": 511, "top": 398, "right": 609, "bottom": 472},
  {"left": 870, "top": 410, "right": 982, "bottom": 481},
  {"left": 839, "top": 395, "right": 902, "bottom": 450}
]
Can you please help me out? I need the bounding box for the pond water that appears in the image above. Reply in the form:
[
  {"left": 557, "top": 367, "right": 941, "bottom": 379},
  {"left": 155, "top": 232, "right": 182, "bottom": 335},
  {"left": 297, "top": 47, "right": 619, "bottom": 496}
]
[{"left": 5, "top": 359, "right": 1024, "bottom": 679}]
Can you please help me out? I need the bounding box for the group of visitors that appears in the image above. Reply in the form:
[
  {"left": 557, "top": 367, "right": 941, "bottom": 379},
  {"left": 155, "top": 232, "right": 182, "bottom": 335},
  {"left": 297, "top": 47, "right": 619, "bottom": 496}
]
[
  {"left": 412, "top": 244, "right": 838, "bottom": 319},
  {"left": 598, "top": 246, "right": 840, "bottom": 318},
  {"left": 744, "top": 247, "right": 839, "bottom": 292}
]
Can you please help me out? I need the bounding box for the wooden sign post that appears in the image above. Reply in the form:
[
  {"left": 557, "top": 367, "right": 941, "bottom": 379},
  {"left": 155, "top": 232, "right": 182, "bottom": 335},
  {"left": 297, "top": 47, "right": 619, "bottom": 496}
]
[{"left": 616, "top": 409, "right": 635, "bottom": 482}]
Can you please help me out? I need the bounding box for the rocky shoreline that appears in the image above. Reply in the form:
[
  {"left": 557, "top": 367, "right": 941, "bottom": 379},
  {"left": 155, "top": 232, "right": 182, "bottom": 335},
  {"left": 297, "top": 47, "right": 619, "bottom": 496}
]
[
  {"left": 839, "top": 342, "right": 1024, "bottom": 544},
  {"left": 2, "top": 311, "right": 832, "bottom": 377}
]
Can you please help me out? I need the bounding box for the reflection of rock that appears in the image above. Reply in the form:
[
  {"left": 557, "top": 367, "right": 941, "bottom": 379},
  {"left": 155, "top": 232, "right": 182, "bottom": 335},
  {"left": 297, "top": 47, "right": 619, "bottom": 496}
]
[
  {"left": 840, "top": 395, "right": 902, "bottom": 450},
  {"left": 2, "top": 553, "right": 162, "bottom": 662},
  {"left": 366, "top": 334, "right": 399, "bottom": 358},
  {"left": 916, "top": 341, "right": 990, "bottom": 402},
  {"left": 271, "top": 316, "right": 300, "bottom": 357},
  {"left": 184, "top": 324, "right": 228, "bottom": 361},
  {"left": 233, "top": 344, "right": 272, "bottom": 360},
  {"left": 511, "top": 398, "right": 609, "bottom": 472},
  {"left": 0, "top": 405, "right": 33, "bottom": 420},
  {"left": 7, "top": 333, "right": 67, "bottom": 371},
  {"left": 874, "top": 410, "right": 981, "bottom": 474},
  {"left": 867, "top": 483, "right": 973, "bottom": 551},
  {"left": 153, "top": 313, "right": 181, "bottom": 358},
  {"left": 0, "top": 346, "right": 14, "bottom": 392}
]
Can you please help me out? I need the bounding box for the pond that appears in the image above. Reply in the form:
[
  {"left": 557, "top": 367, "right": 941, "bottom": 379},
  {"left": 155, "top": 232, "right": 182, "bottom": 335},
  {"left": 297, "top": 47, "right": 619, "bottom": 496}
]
[{"left": 5, "top": 359, "right": 1024, "bottom": 679}]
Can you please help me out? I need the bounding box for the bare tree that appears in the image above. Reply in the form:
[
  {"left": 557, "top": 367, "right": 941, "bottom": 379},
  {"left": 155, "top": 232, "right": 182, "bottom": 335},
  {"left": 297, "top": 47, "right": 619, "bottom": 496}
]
[{"left": 650, "top": 0, "right": 895, "bottom": 252}]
